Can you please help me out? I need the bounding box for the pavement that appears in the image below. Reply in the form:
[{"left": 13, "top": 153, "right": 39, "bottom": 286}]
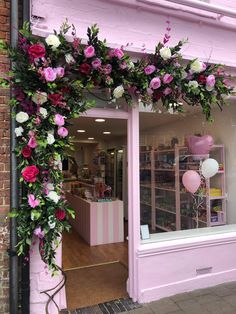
[{"left": 62, "top": 281, "right": 236, "bottom": 314}]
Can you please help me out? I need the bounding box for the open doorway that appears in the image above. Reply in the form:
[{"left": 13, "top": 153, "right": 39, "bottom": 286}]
[{"left": 62, "top": 116, "right": 128, "bottom": 311}]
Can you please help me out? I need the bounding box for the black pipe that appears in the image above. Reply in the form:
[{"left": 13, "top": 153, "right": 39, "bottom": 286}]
[{"left": 10, "top": 0, "right": 19, "bottom": 313}]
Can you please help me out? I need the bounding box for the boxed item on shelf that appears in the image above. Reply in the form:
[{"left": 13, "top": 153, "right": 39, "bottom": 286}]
[{"left": 210, "top": 188, "right": 222, "bottom": 197}]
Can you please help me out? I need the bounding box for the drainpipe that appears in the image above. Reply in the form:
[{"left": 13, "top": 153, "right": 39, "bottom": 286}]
[{"left": 10, "top": 1, "right": 19, "bottom": 313}]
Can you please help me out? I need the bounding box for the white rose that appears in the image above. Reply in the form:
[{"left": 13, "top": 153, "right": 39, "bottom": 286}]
[
  {"left": 160, "top": 47, "right": 172, "bottom": 60},
  {"left": 47, "top": 191, "right": 60, "bottom": 204},
  {"left": 113, "top": 85, "right": 125, "bottom": 99},
  {"left": 47, "top": 133, "right": 55, "bottom": 145},
  {"left": 128, "top": 61, "right": 134, "bottom": 69},
  {"left": 181, "top": 71, "right": 188, "bottom": 79},
  {"left": 188, "top": 80, "right": 199, "bottom": 89},
  {"left": 32, "top": 91, "right": 48, "bottom": 105},
  {"left": 65, "top": 53, "right": 75, "bottom": 64},
  {"left": 206, "top": 85, "right": 214, "bottom": 92},
  {"left": 190, "top": 60, "right": 203, "bottom": 73},
  {"left": 15, "top": 126, "right": 24, "bottom": 137},
  {"left": 16, "top": 111, "right": 29, "bottom": 123},
  {"left": 45, "top": 34, "right": 61, "bottom": 50},
  {"left": 46, "top": 183, "right": 54, "bottom": 191},
  {"left": 39, "top": 107, "right": 48, "bottom": 119}
]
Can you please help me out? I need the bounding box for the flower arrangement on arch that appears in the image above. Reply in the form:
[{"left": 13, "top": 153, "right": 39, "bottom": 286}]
[{"left": 0, "top": 21, "right": 233, "bottom": 272}]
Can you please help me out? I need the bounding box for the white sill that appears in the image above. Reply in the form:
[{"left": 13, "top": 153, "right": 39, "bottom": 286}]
[{"left": 141, "top": 224, "right": 236, "bottom": 245}]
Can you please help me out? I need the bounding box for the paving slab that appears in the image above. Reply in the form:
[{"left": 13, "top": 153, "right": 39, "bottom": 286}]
[{"left": 148, "top": 298, "right": 180, "bottom": 314}]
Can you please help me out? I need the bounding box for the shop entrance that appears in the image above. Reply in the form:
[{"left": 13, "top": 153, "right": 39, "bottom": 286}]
[{"left": 62, "top": 113, "right": 129, "bottom": 310}]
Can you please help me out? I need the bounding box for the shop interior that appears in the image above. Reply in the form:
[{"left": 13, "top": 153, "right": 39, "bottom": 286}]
[{"left": 62, "top": 101, "right": 235, "bottom": 310}]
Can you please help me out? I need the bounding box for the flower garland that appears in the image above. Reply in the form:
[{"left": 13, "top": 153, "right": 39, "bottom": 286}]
[{"left": 0, "top": 21, "right": 232, "bottom": 271}]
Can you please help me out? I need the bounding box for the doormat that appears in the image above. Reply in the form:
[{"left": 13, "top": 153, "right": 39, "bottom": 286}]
[
  {"left": 64, "top": 261, "right": 129, "bottom": 310},
  {"left": 60, "top": 297, "right": 142, "bottom": 314}
]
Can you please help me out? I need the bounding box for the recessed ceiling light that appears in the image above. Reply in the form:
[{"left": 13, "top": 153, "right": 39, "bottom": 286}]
[
  {"left": 77, "top": 130, "right": 85, "bottom": 133},
  {"left": 95, "top": 119, "right": 105, "bottom": 122},
  {"left": 111, "top": 152, "right": 115, "bottom": 155},
  {"left": 88, "top": 137, "right": 94, "bottom": 140},
  {"left": 103, "top": 131, "right": 111, "bottom": 134},
  {"left": 118, "top": 149, "right": 123, "bottom": 153}
]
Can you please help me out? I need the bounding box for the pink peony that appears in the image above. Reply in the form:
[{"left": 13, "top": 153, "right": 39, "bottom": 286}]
[
  {"left": 149, "top": 77, "right": 161, "bottom": 89},
  {"left": 28, "top": 136, "right": 37, "bottom": 148},
  {"left": 163, "top": 73, "right": 173, "bottom": 84},
  {"left": 163, "top": 87, "right": 172, "bottom": 95},
  {"left": 34, "top": 227, "right": 44, "bottom": 239},
  {"left": 92, "top": 58, "right": 102, "bottom": 69},
  {"left": 84, "top": 45, "right": 95, "bottom": 58},
  {"left": 103, "top": 64, "right": 112, "bottom": 75},
  {"left": 55, "top": 67, "right": 65, "bottom": 78},
  {"left": 206, "top": 74, "right": 215, "bottom": 87},
  {"left": 57, "top": 127, "right": 68, "bottom": 138},
  {"left": 54, "top": 114, "right": 65, "bottom": 126},
  {"left": 113, "top": 48, "right": 124, "bottom": 59},
  {"left": 144, "top": 65, "right": 156, "bottom": 75},
  {"left": 43, "top": 67, "right": 57, "bottom": 82},
  {"left": 28, "top": 194, "right": 40, "bottom": 208}
]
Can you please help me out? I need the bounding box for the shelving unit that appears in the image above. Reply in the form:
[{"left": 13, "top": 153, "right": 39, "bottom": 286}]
[{"left": 140, "top": 144, "right": 227, "bottom": 233}]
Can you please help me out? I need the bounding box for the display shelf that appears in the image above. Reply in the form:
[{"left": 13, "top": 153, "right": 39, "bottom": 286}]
[
  {"left": 156, "top": 206, "right": 176, "bottom": 215},
  {"left": 140, "top": 201, "right": 152, "bottom": 207},
  {"left": 155, "top": 224, "right": 173, "bottom": 232},
  {"left": 155, "top": 168, "right": 175, "bottom": 171}
]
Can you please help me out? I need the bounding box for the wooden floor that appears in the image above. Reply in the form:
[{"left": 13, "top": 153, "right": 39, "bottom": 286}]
[{"left": 62, "top": 228, "right": 128, "bottom": 270}]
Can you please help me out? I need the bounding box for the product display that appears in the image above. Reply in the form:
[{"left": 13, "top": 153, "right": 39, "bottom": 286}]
[{"left": 140, "top": 144, "right": 226, "bottom": 232}]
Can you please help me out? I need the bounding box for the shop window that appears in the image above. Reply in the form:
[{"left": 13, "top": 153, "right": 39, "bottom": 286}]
[{"left": 139, "top": 102, "right": 236, "bottom": 240}]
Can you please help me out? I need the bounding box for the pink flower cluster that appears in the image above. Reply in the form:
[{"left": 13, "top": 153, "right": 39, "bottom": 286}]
[{"left": 43, "top": 67, "right": 65, "bottom": 82}]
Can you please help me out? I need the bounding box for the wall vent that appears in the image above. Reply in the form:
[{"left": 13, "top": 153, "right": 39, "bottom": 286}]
[{"left": 196, "top": 267, "right": 212, "bottom": 276}]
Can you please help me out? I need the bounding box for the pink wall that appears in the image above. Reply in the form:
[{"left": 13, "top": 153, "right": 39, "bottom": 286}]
[{"left": 31, "top": 0, "right": 236, "bottom": 71}]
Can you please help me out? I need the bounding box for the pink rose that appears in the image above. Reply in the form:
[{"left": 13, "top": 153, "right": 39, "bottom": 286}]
[
  {"left": 54, "top": 114, "right": 65, "bottom": 126},
  {"left": 34, "top": 117, "right": 41, "bottom": 125},
  {"left": 163, "top": 87, "right": 172, "bottom": 95},
  {"left": 163, "top": 73, "right": 173, "bottom": 84},
  {"left": 28, "top": 194, "right": 40, "bottom": 208},
  {"left": 28, "top": 136, "right": 37, "bottom": 148},
  {"left": 34, "top": 227, "right": 44, "bottom": 239},
  {"left": 103, "top": 64, "right": 112, "bottom": 75},
  {"left": 92, "top": 58, "right": 102, "bottom": 69},
  {"left": 206, "top": 74, "right": 215, "bottom": 87},
  {"left": 147, "top": 87, "right": 153, "bottom": 95},
  {"left": 149, "top": 77, "right": 161, "bottom": 89},
  {"left": 84, "top": 45, "right": 95, "bottom": 58},
  {"left": 55, "top": 67, "right": 65, "bottom": 78},
  {"left": 113, "top": 48, "right": 124, "bottom": 59},
  {"left": 202, "top": 63, "right": 206, "bottom": 71},
  {"left": 144, "top": 65, "right": 156, "bottom": 75},
  {"left": 57, "top": 127, "right": 68, "bottom": 138},
  {"left": 43, "top": 67, "right": 57, "bottom": 82}
]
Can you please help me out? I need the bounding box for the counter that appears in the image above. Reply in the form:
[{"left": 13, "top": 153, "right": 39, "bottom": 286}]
[{"left": 66, "top": 193, "right": 124, "bottom": 246}]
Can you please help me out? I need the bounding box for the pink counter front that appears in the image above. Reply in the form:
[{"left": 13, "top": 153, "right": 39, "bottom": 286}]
[{"left": 66, "top": 193, "right": 124, "bottom": 245}]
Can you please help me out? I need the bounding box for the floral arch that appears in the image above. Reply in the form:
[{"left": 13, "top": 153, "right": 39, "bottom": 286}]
[{"left": 0, "top": 21, "right": 232, "bottom": 271}]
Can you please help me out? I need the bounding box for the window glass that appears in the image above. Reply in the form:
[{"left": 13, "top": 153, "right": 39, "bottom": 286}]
[{"left": 139, "top": 102, "right": 235, "bottom": 238}]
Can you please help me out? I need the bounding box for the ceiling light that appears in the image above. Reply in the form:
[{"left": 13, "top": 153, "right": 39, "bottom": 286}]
[
  {"left": 77, "top": 129, "right": 85, "bottom": 133},
  {"left": 95, "top": 118, "right": 105, "bottom": 122},
  {"left": 111, "top": 152, "right": 115, "bottom": 155},
  {"left": 88, "top": 137, "right": 94, "bottom": 140},
  {"left": 103, "top": 131, "right": 111, "bottom": 134},
  {"left": 118, "top": 149, "right": 123, "bottom": 153}
]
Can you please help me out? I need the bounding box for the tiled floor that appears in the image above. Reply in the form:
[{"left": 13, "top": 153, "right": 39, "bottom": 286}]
[{"left": 61, "top": 281, "right": 236, "bottom": 313}]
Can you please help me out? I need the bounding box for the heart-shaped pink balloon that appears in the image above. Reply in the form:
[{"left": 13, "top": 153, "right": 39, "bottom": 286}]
[{"left": 187, "top": 135, "right": 214, "bottom": 156}]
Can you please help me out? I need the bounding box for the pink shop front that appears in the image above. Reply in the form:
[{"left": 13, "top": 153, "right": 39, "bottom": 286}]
[{"left": 29, "top": 0, "right": 236, "bottom": 312}]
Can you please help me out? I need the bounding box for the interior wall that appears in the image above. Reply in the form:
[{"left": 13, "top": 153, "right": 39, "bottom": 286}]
[{"left": 140, "top": 103, "right": 236, "bottom": 224}]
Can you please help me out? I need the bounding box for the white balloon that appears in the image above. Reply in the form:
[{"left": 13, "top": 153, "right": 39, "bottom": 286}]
[{"left": 201, "top": 158, "right": 219, "bottom": 179}]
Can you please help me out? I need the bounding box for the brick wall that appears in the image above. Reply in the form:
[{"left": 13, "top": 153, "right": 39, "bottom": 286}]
[{"left": 0, "top": 0, "right": 10, "bottom": 313}]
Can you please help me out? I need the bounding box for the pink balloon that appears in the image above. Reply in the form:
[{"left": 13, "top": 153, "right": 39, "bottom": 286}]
[
  {"left": 182, "top": 170, "right": 201, "bottom": 194},
  {"left": 187, "top": 135, "right": 214, "bottom": 156}
]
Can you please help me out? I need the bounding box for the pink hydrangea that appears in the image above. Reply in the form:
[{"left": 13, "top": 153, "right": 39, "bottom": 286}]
[
  {"left": 28, "top": 194, "right": 40, "bottom": 208},
  {"left": 28, "top": 136, "right": 37, "bottom": 148},
  {"left": 34, "top": 227, "right": 45, "bottom": 239},
  {"left": 54, "top": 114, "right": 65, "bottom": 126},
  {"left": 144, "top": 65, "right": 156, "bottom": 75},
  {"left": 43, "top": 67, "right": 57, "bottom": 82},
  {"left": 57, "top": 127, "right": 68, "bottom": 138},
  {"left": 55, "top": 67, "right": 65, "bottom": 78},
  {"left": 163, "top": 73, "right": 173, "bottom": 84},
  {"left": 206, "top": 74, "right": 215, "bottom": 87},
  {"left": 84, "top": 45, "right": 95, "bottom": 58},
  {"left": 149, "top": 77, "right": 161, "bottom": 89},
  {"left": 92, "top": 58, "right": 102, "bottom": 69}
]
